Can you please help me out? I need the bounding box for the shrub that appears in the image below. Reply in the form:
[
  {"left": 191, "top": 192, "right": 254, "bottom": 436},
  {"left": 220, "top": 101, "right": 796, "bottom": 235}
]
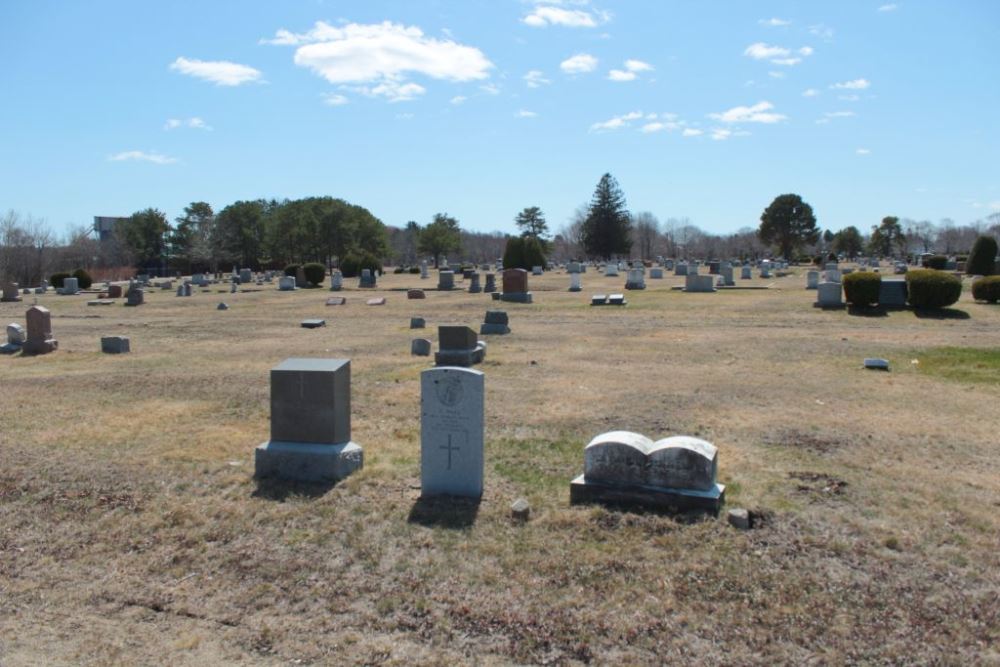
[
  {"left": 522, "top": 237, "right": 546, "bottom": 270},
  {"left": 923, "top": 255, "right": 948, "bottom": 270},
  {"left": 503, "top": 237, "right": 526, "bottom": 270},
  {"left": 283, "top": 263, "right": 301, "bottom": 277},
  {"left": 72, "top": 268, "right": 93, "bottom": 289},
  {"left": 967, "top": 236, "right": 998, "bottom": 276},
  {"left": 408, "top": 266, "right": 420, "bottom": 274},
  {"left": 813, "top": 255, "right": 824, "bottom": 266},
  {"left": 971, "top": 276, "right": 1000, "bottom": 303},
  {"left": 906, "top": 269, "right": 962, "bottom": 309},
  {"left": 843, "top": 272, "right": 881, "bottom": 307},
  {"left": 827, "top": 252, "right": 838, "bottom": 263},
  {"left": 49, "top": 272, "right": 70, "bottom": 288},
  {"left": 339, "top": 252, "right": 382, "bottom": 278},
  {"left": 302, "top": 262, "right": 326, "bottom": 286},
  {"left": 393, "top": 266, "right": 405, "bottom": 274}
]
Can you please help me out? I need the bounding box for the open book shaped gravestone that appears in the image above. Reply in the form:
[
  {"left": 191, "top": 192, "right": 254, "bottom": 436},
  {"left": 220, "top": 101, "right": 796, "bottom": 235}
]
[{"left": 570, "top": 431, "right": 725, "bottom": 515}]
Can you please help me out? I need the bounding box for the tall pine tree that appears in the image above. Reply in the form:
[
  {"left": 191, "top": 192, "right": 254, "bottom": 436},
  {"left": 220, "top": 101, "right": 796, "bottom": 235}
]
[{"left": 581, "top": 173, "right": 632, "bottom": 260}]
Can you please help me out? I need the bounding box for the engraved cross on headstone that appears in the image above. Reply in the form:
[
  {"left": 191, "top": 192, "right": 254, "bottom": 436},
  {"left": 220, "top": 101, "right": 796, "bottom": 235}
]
[{"left": 440, "top": 434, "right": 460, "bottom": 471}]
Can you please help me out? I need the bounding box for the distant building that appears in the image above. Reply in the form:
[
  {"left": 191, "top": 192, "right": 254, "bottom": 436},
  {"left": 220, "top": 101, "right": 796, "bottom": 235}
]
[{"left": 94, "top": 216, "right": 128, "bottom": 241}]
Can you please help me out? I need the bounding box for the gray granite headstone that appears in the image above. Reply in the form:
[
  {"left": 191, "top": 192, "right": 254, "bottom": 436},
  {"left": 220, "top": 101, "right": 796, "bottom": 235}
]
[
  {"left": 61, "top": 277, "right": 79, "bottom": 295},
  {"left": 420, "top": 366, "right": 484, "bottom": 498},
  {"left": 330, "top": 270, "right": 343, "bottom": 291},
  {"left": 815, "top": 281, "right": 842, "bottom": 307},
  {"left": 879, "top": 280, "right": 907, "bottom": 308},
  {"left": 240, "top": 268, "right": 253, "bottom": 284},
  {"left": 410, "top": 317, "right": 426, "bottom": 329},
  {"left": 684, "top": 274, "right": 716, "bottom": 293},
  {"left": 483, "top": 273, "right": 497, "bottom": 293},
  {"left": 279, "top": 276, "right": 296, "bottom": 291},
  {"left": 741, "top": 266, "right": 752, "bottom": 280},
  {"left": 101, "top": 336, "right": 130, "bottom": 354},
  {"left": 22, "top": 306, "right": 57, "bottom": 355},
  {"left": 438, "top": 270, "right": 455, "bottom": 291},
  {"left": 411, "top": 338, "right": 432, "bottom": 356},
  {"left": 625, "top": 268, "right": 646, "bottom": 290},
  {"left": 7, "top": 323, "right": 25, "bottom": 345},
  {"left": 569, "top": 273, "right": 582, "bottom": 292},
  {"left": 806, "top": 271, "right": 819, "bottom": 289}
]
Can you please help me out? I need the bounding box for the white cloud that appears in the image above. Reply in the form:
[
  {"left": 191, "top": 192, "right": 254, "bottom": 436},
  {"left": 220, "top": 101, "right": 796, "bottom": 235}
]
[
  {"left": 838, "top": 94, "right": 860, "bottom": 101},
  {"left": 524, "top": 70, "right": 551, "bottom": 88},
  {"left": 682, "top": 128, "right": 703, "bottom": 137},
  {"left": 641, "top": 122, "right": 666, "bottom": 133},
  {"left": 589, "top": 110, "right": 643, "bottom": 132},
  {"left": 164, "top": 117, "right": 213, "bottom": 130},
  {"left": 711, "top": 128, "right": 733, "bottom": 141},
  {"left": 803, "top": 88, "right": 820, "bottom": 97},
  {"left": 395, "top": 113, "right": 414, "bottom": 120},
  {"left": 164, "top": 119, "right": 181, "bottom": 130},
  {"left": 608, "top": 69, "right": 636, "bottom": 82},
  {"left": 768, "top": 71, "right": 786, "bottom": 79},
  {"left": 264, "top": 21, "right": 492, "bottom": 102},
  {"left": 322, "top": 93, "right": 349, "bottom": 106},
  {"left": 710, "top": 101, "right": 786, "bottom": 124},
  {"left": 516, "top": 109, "right": 538, "bottom": 118},
  {"left": 878, "top": 4, "right": 898, "bottom": 12},
  {"left": 561, "top": 53, "right": 598, "bottom": 74},
  {"left": 831, "top": 78, "right": 871, "bottom": 90},
  {"left": 624, "top": 59, "right": 653, "bottom": 72},
  {"left": 856, "top": 148, "right": 871, "bottom": 155},
  {"left": 825, "top": 111, "right": 857, "bottom": 118},
  {"left": 169, "top": 57, "right": 262, "bottom": 86},
  {"left": 480, "top": 83, "right": 501, "bottom": 95},
  {"left": 809, "top": 24, "right": 835, "bottom": 41},
  {"left": 759, "top": 17, "right": 791, "bottom": 27},
  {"left": 744, "top": 43, "right": 813, "bottom": 66},
  {"left": 108, "top": 150, "right": 177, "bottom": 165},
  {"left": 522, "top": 3, "right": 609, "bottom": 28},
  {"left": 450, "top": 95, "right": 467, "bottom": 105}
]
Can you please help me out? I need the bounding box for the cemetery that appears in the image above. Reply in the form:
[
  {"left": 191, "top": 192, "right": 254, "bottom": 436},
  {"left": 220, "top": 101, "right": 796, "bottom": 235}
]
[{"left": 2, "top": 261, "right": 999, "bottom": 664}]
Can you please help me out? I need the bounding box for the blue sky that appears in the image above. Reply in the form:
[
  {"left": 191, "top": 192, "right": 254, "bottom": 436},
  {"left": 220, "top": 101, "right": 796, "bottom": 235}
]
[{"left": 1, "top": 0, "right": 998, "bottom": 238}]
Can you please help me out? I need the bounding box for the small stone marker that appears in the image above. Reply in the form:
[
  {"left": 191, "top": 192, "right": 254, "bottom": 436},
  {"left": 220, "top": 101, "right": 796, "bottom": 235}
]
[
  {"left": 605, "top": 263, "right": 619, "bottom": 277},
  {"left": 279, "top": 276, "right": 296, "bottom": 291},
  {"left": 366, "top": 297, "right": 386, "bottom": 306},
  {"left": 101, "top": 336, "right": 130, "bottom": 354},
  {"left": 1, "top": 282, "right": 23, "bottom": 302},
  {"left": 411, "top": 338, "right": 432, "bottom": 356},
  {"left": 106, "top": 285, "right": 123, "bottom": 299},
  {"left": 359, "top": 269, "right": 376, "bottom": 288},
  {"left": 806, "top": 271, "right": 819, "bottom": 289},
  {"left": 435, "top": 325, "right": 486, "bottom": 367},
  {"left": 624, "top": 268, "right": 646, "bottom": 290},
  {"left": 22, "top": 306, "right": 57, "bottom": 355},
  {"left": 125, "top": 285, "right": 144, "bottom": 306},
  {"left": 217, "top": 302, "right": 229, "bottom": 310},
  {"left": 7, "top": 323, "right": 25, "bottom": 345},
  {"left": 295, "top": 266, "right": 308, "bottom": 288},
  {"left": 301, "top": 319, "right": 326, "bottom": 328},
  {"left": 569, "top": 273, "right": 582, "bottom": 292},
  {"left": 570, "top": 431, "right": 725, "bottom": 514},
  {"left": 649, "top": 268, "right": 664, "bottom": 279},
  {"left": 591, "top": 294, "right": 608, "bottom": 306},
  {"left": 326, "top": 297, "right": 346, "bottom": 306},
  {"left": 815, "top": 282, "right": 842, "bottom": 307},
  {"left": 483, "top": 273, "right": 497, "bottom": 293},
  {"left": 479, "top": 310, "right": 510, "bottom": 335},
  {"left": 727, "top": 508, "right": 750, "bottom": 530},
  {"left": 608, "top": 293, "right": 627, "bottom": 306},
  {"left": 531, "top": 265, "right": 543, "bottom": 276},
  {"left": 420, "top": 366, "right": 484, "bottom": 498},
  {"left": 864, "top": 358, "right": 889, "bottom": 371},
  {"left": 511, "top": 498, "right": 531, "bottom": 522},
  {"left": 468, "top": 272, "right": 481, "bottom": 293},
  {"left": 741, "top": 266, "right": 752, "bottom": 280},
  {"left": 721, "top": 263, "right": 735, "bottom": 286},
  {"left": 420, "top": 261, "right": 429, "bottom": 279},
  {"left": 254, "top": 358, "right": 363, "bottom": 483},
  {"left": 60, "top": 277, "right": 79, "bottom": 295},
  {"left": 410, "top": 317, "right": 426, "bottom": 329},
  {"left": 438, "top": 270, "right": 455, "bottom": 291},
  {"left": 330, "top": 270, "right": 343, "bottom": 291},
  {"left": 240, "top": 268, "right": 253, "bottom": 284},
  {"left": 407, "top": 289, "right": 425, "bottom": 299},
  {"left": 674, "top": 262, "right": 688, "bottom": 277}
]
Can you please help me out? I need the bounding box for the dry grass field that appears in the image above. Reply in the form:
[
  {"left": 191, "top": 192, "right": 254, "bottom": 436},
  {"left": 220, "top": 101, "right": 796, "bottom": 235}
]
[{"left": 1, "top": 268, "right": 999, "bottom": 666}]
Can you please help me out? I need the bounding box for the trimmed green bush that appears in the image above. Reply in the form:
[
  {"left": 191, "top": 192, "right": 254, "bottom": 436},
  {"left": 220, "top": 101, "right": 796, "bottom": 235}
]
[
  {"left": 503, "top": 237, "right": 526, "bottom": 270},
  {"left": 906, "top": 269, "right": 962, "bottom": 309},
  {"left": 339, "top": 252, "right": 382, "bottom": 278},
  {"left": 408, "top": 266, "right": 420, "bottom": 274},
  {"left": 393, "top": 266, "right": 405, "bottom": 274},
  {"left": 49, "top": 272, "right": 70, "bottom": 288},
  {"left": 843, "top": 271, "right": 881, "bottom": 307},
  {"left": 302, "top": 262, "right": 326, "bottom": 286},
  {"left": 923, "top": 255, "right": 948, "bottom": 270},
  {"left": 971, "top": 276, "right": 1000, "bottom": 303},
  {"left": 967, "top": 236, "right": 998, "bottom": 276},
  {"left": 283, "top": 263, "right": 301, "bottom": 277},
  {"left": 72, "top": 268, "right": 93, "bottom": 289}
]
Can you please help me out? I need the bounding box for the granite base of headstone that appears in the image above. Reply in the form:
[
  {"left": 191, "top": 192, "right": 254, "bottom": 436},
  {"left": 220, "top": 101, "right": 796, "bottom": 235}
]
[
  {"left": 101, "top": 336, "right": 130, "bottom": 354},
  {"left": 254, "top": 358, "right": 363, "bottom": 484},
  {"left": 569, "top": 431, "right": 725, "bottom": 515},
  {"left": 479, "top": 310, "right": 510, "bottom": 335},
  {"left": 420, "top": 366, "right": 484, "bottom": 499}
]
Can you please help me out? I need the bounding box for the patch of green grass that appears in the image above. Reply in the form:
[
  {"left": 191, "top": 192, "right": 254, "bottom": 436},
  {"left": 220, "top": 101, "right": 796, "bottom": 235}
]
[
  {"left": 491, "top": 436, "right": 580, "bottom": 496},
  {"left": 913, "top": 347, "right": 1000, "bottom": 385}
]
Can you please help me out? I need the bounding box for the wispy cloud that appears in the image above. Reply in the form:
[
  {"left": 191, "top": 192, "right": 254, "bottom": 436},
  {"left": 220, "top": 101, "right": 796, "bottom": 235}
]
[
  {"left": 744, "top": 43, "right": 813, "bottom": 66},
  {"left": 561, "top": 53, "right": 598, "bottom": 74},
  {"left": 522, "top": 2, "right": 610, "bottom": 28},
  {"left": 710, "top": 101, "right": 786, "bottom": 124},
  {"left": 589, "top": 110, "right": 643, "bottom": 132},
  {"left": 856, "top": 148, "right": 871, "bottom": 155},
  {"left": 523, "top": 70, "right": 551, "bottom": 88},
  {"left": 682, "top": 128, "right": 703, "bottom": 137},
  {"left": 607, "top": 58, "right": 652, "bottom": 82},
  {"left": 878, "top": 4, "right": 898, "bottom": 12},
  {"left": 816, "top": 110, "right": 857, "bottom": 125},
  {"left": 108, "top": 150, "right": 177, "bottom": 165},
  {"left": 608, "top": 69, "right": 636, "bottom": 82},
  {"left": 759, "top": 17, "right": 791, "bottom": 27},
  {"left": 164, "top": 117, "right": 212, "bottom": 130},
  {"left": 169, "top": 57, "right": 262, "bottom": 86},
  {"left": 322, "top": 93, "right": 349, "bottom": 106},
  {"left": 450, "top": 95, "right": 467, "bottom": 105},
  {"left": 831, "top": 78, "right": 871, "bottom": 90},
  {"left": 808, "top": 24, "right": 835, "bottom": 41},
  {"left": 711, "top": 128, "right": 733, "bottom": 141},
  {"left": 802, "top": 88, "right": 820, "bottom": 97},
  {"left": 516, "top": 109, "right": 538, "bottom": 118},
  {"left": 262, "top": 21, "right": 492, "bottom": 103}
]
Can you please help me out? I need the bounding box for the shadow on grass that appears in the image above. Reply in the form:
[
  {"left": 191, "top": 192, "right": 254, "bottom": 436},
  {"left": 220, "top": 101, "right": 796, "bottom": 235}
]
[
  {"left": 252, "top": 477, "right": 337, "bottom": 501},
  {"left": 847, "top": 305, "right": 888, "bottom": 317},
  {"left": 913, "top": 307, "right": 970, "bottom": 320},
  {"left": 408, "top": 495, "right": 480, "bottom": 529}
]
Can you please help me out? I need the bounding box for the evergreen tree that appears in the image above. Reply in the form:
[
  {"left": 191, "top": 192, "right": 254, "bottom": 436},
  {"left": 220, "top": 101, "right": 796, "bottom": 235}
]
[
  {"left": 967, "top": 235, "right": 998, "bottom": 275},
  {"left": 758, "top": 194, "right": 819, "bottom": 260},
  {"left": 514, "top": 206, "right": 549, "bottom": 240},
  {"left": 581, "top": 173, "right": 632, "bottom": 260},
  {"left": 418, "top": 213, "right": 462, "bottom": 267}
]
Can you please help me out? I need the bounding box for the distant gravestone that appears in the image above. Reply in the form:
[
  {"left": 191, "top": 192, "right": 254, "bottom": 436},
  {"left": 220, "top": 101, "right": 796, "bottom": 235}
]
[
  {"left": 7, "top": 323, "right": 25, "bottom": 345},
  {"left": 420, "top": 366, "right": 484, "bottom": 498},
  {"left": 468, "top": 272, "right": 481, "bottom": 293},
  {"left": 60, "top": 277, "right": 79, "bottom": 295},
  {"left": 420, "top": 261, "right": 429, "bottom": 279},
  {"left": 741, "top": 266, "right": 752, "bottom": 280},
  {"left": 408, "top": 289, "right": 426, "bottom": 299},
  {"left": 359, "top": 269, "right": 376, "bottom": 288},
  {"left": 607, "top": 293, "right": 627, "bottom": 306},
  {"left": 125, "top": 285, "right": 144, "bottom": 306},
  {"left": 240, "top": 268, "right": 253, "bottom": 284},
  {"left": 567, "top": 261, "right": 582, "bottom": 273},
  {"left": 649, "top": 268, "right": 664, "bottom": 279},
  {"left": 879, "top": 280, "right": 907, "bottom": 308},
  {"left": 435, "top": 325, "right": 486, "bottom": 367},
  {"left": 22, "top": 306, "right": 57, "bottom": 355},
  {"left": 674, "top": 262, "right": 688, "bottom": 277},
  {"left": 531, "top": 265, "right": 543, "bottom": 276},
  {"left": 438, "top": 270, "right": 455, "bottom": 291},
  {"left": 411, "top": 338, "right": 432, "bottom": 356},
  {"left": 720, "top": 263, "right": 735, "bottom": 286},
  {"left": 330, "top": 270, "right": 343, "bottom": 291},
  {"left": 684, "top": 274, "right": 716, "bottom": 293},
  {"left": 569, "top": 273, "right": 582, "bottom": 292},
  {"left": 301, "top": 319, "right": 326, "bottom": 328},
  {"left": 410, "top": 317, "right": 426, "bottom": 329},
  {"left": 604, "top": 263, "right": 619, "bottom": 277},
  {"left": 254, "top": 358, "right": 363, "bottom": 483},
  {"left": 806, "top": 271, "right": 820, "bottom": 289},
  {"left": 217, "top": 302, "right": 229, "bottom": 310},
  {"left": 1, "top": 282, "right": 22, "bottom": 302},
  {"left": 500, "top": 268, "right": 532, "bottom": 303},
  {"left": 296, "top": 266, "right": 308, "bottom": 288},
  {"left": 101, "top": 336, "right": 130, "bottom": 354},
  {"left": 106, "top": 285, "right": 123, "bottom": 299},
  {"left": 591, "top": 294, "right": 608, "bottom": 306},
  {"left": 278, "top": 276, "right": 296, "bottom": 291},
  {"left": 326, "top": 296, "right": 346, "bottom": 306},
  {"left": 815, "top": 282, "right": 843, "bottom": 307},
  {"left": 624, "top": 268, "right": 645, "bottom": 290},
  {"left": 480, "top": 310, "right": 510, "bottom": 335},
  {"left": 708, "top": 261, "right": 720, "bottom": 275},
  {"left": 483, "top": 273, "right": 497, "bottom": 293},
  {"left": 569, "top": 431, "right": 725, "bottom": 514},
  {"left": 366, "top": 297, "right": 386, "bottom": 306},
  {"left": 823, "top": 269, "right": 842, "bottom": 283}
]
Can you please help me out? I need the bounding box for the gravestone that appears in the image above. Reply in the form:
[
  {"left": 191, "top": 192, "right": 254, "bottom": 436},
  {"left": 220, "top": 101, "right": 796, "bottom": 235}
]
[
  {"left": 330, "top": 270, "right": 343, "bottom": 291},
  {"left": 468, "top": 273, "right": 481, "bottom": 293},
  {"left": 192, "top": 273, "right": 208, "bottom": 287},
  {"left": 408, "top": 289, "right": 425, "bottom": 299},
  {"left": 230, "top": 282, "right": 238, "bottom": 294},
  {"left": 759, "top": 264, "right": 771, "bottom": 279},
  {"left": 674, "top": 262, "right": 688, "bottom": 277},
  {"left": 326, "top": 296, "right": 346, "bottom": 306},
  {"left": 438, "top": 270, "right": 455, "bottom": 291},
  {"left": 649, "top": 268, "right": 664, "bottom": 279},
  {"left": 531, "top": 266, "right": 543, "bottom": 276},
  {"left": 435, "top": 325, "right": 486, "bottom": 367},
  {"left": 483, "top": 273, "right": 497, "bottom": 293},
  {"left": 684, "top": 274, "right": 716, "bottom": 293},
  {"left": 569, "top": 273, "right": 582, "bottom": 292},
  {"left": 7, "top": 323, "right": 25, "bottom": 345},
  {"left": 605, "top": 263, "right": 619, "bottom": 277},
  {"left": 806, "top": 271, "right": 819, "bottom": 289},
  {"left": 254, "top": 358, "right": 363, "bottom": 483},
  {"left": 278, "top": 276, "right": 296, "bottom": 291},
  {"left": 500, "top": 268, "right": 532, "bottom": 303},
  {"left": 101, "top": 336, "right": 130, "bottom": 354},
  {"left": 420, "top": 366, "right": 484, "bottom": 498},
  {"left": 1, "top": 282, "right": 22, "bottom": 302},
  {"left": 741, "top": 266, "right": 752, "bottom": 280},
  {"left": 296, "top": 266, "right": 308, "bottom": 288},
  {"left": 125, "top": 285, "right": 144, "bottom": 306},
  {"left": 688, "top": 263, "right": 698, "bottom": 275},
  {"left": 22, "top": 306, "right": 57, "bottom": 355},
  {"left": 569, "top": 431, "right": 725, "bottom": 514},
  {"left": 624, "top": 268, "right": 646, "bottom": 290},
  {"left": 879, "top": 280, "right": 907, "bottom": 308},
  {"left": 815, "top": 282, "right": 843, "bottom": 307},
  {"left": 411, "top": 338, "right": 432, "bottom": 356},
  {"left": 591, "top": 294, "right": 607, "bottom": 305},
  {"left": 301, "top": 319, "right": 326, "bottom": 328},
  {"left": 366, "top": 297, "right": 386, "bottom": 306},
  {"left": 708, "top": 261, "right": 720, "bottom": 275},
  {"left": 823, "top": 269, "right": 842, "bottom": 283},
  {"left": 240, "top": 268, "right": 253, "bottom": 284},
  {"left": 359, "top": 269, "right": 376, "bottom": 288},
  {"left": 479, "top": 310, "right": 510, "bottom": 335},
  {"left": 61, "top": 277, "right": 79, "bottom": 295},
  {"left": 420, "top": 261, "right": 429, "bottom": 279},
  {"left": 567, "top": 261, "right": 582, "bottom": 273},
  {"left": 106, "top": 285, "right": 123, "bottom": 299},
  {"left": 720, "top": 263, "right": 735, "bottom": 286},
  {"left": 217, "top": 302, "right": 229, "bottom": 310},
  {"left": 410, "top": 317, "right": 426, "bottom": 329}
]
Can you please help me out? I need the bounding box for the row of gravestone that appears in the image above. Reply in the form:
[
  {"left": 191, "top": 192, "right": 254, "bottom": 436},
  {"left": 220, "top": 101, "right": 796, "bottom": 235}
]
[{"left": 253, "top": 358, "right": 724, "bottom": 515}]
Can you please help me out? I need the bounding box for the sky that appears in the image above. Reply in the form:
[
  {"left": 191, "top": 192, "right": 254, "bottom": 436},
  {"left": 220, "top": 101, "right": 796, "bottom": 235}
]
[{"left": 1, "top": 0, "right": 998, "bottom": 239}]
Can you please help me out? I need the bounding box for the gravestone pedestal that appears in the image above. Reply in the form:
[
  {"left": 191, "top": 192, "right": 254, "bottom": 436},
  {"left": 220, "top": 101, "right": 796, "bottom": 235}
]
[{"left": 254, "top": 358, "right": 363, "bottom": 483}]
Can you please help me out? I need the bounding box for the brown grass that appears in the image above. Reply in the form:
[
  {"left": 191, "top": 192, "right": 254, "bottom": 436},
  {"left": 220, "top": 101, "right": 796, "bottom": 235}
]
[{"left": 1, "top": 269, "right": 999, "bottom": 665}]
